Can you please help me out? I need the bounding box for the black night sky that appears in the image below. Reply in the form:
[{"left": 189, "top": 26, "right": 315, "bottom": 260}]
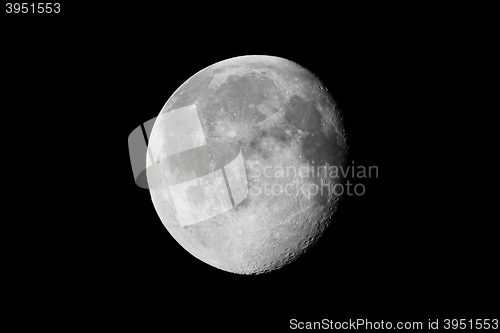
[{"left": 3, "top": 4, "right": 495, "bottom": 329}]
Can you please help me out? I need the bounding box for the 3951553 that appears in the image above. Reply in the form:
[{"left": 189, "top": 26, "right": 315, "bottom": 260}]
[{"left": 5, "top": 3, "right": 60, "bottom": 14}]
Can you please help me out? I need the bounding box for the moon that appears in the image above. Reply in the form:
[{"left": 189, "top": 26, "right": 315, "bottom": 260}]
[{"left": 147, "top": 55, "right": 347, "bottom": 274}]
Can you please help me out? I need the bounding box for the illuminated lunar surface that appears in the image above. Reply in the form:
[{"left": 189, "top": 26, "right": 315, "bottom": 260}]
[{"left": 147, "top": 55, "right": 347, "bottom": 274}]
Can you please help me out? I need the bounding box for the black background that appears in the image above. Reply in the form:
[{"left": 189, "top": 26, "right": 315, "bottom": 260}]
[{"left": 3, "top": 4, "right": 496, "bottom": 330}]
